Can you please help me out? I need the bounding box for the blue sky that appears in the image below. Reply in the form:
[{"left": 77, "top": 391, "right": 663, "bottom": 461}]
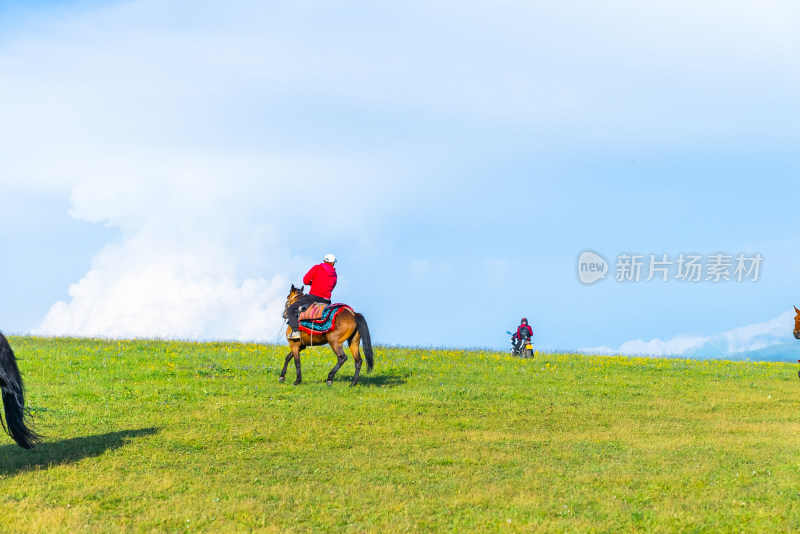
[{"left": 1, "top": 0, "right": 799, "bottom": 357}]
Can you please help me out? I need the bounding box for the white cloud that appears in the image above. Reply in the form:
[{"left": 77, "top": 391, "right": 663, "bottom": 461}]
[
  {"left": 21, "top": 145, "right": 371, "bottom": 339},
  {"left": 32, "top": 213, "right": 300, "bottom": 340}
]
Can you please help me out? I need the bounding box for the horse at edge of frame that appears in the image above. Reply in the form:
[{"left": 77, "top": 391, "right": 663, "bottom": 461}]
[{"left": 0, "top": 332, "right": 40, "bottom": 448}]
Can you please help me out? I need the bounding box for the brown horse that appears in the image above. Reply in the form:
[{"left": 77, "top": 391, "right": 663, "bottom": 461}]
[
  {"left": 280, "top": 285, "right": 373, "bottom": 386},
  {"left": 794, "top": 306, "right": 800, "bottom": 340}
]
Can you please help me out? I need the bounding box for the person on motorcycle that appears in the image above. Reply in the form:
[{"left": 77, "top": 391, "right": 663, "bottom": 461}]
[
  {"left": 287, "top": 254, "right": 337, "bottom": 340},
  {"left": 512, "top": 318, "right": 533, "bottom": 353}
]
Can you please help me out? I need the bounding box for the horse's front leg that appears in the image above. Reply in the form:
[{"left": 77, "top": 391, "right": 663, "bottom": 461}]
[
  {"left": 326, "top": 341, "right": 348, "bottom": 386},
  {"left": 292, "top": 345, "right": 303, "bottom": 386},
  {"left": 279, "top": 352, "right": 293, "bottom": 382}
]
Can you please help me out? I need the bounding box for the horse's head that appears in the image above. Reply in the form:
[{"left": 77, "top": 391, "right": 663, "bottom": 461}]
[
  {"left": 282, "top": 284, "right": 305, "bottom": 320},
  {"left": 794, "top": 306, "right": 800, "bottom": 340}
]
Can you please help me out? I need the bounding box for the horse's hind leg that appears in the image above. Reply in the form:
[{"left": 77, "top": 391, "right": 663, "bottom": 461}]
[
  {"left": 325, "top": 340, "right": 348, "bottom": 386},
  {"left": 348, "top": 331, "right": 363, "bottom": 386}
]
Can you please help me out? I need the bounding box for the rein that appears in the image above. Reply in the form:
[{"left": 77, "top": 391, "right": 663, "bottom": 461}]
[{"left": 275, "top": 317, "right": 288, "bottom": 342}]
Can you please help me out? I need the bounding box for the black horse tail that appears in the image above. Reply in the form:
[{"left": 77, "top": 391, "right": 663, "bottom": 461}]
[
  {"left": 0, "top": 333, "right": 40, "bottom": 449},
  {"left": 354, "top": 313, "right": 374, "bottom": 372}
]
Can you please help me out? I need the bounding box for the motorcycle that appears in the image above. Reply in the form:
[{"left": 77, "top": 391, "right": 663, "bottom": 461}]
[{"left": 506, "top": 331, "right": 534, "bottom": 358}]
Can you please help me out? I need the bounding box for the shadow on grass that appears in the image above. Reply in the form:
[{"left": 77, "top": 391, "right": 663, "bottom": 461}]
[
  {"left": 0, "top": 427, "right": 160, "bottom": 477},
  {"left": 333, "top": 368, "right": 411, "bottom": 388}
]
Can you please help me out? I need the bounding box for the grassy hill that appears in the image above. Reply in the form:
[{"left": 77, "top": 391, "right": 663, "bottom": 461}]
[{"left": 2, "top": 337, "right": 800, "bottom": 532}]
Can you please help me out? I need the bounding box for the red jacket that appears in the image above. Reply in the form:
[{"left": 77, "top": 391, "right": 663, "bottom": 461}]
[
  {"left": 513, "top": 324, "right": 533, "bottom": 340},
  {"left": 303, "top": 262, "right": 337, "bottom": 299}
]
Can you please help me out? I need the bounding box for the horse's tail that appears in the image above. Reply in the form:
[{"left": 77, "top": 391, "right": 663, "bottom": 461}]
[
  {"left": 354, "top": 313, "right": 374, "bottom": 372},
  {"left": 0, "top": 334, "right": 40, "bottom": 449}
]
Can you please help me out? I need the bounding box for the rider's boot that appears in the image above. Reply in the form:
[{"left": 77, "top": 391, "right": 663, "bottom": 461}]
[{"left": 288, "top": 314, "right": 302, "bottom": 340}]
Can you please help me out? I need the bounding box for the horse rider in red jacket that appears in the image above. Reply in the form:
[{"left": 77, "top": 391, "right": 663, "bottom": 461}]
[
  {"left": 287, "top": 254, "right": 337, "bottom": 340},
  {"left": 512, "top": 318, "right": 533, "bottom": 353}
]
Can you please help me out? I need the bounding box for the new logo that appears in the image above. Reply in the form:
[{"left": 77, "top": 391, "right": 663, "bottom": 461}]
[{"left": 577, "top": 250, "right": 608, "bottom": 284}]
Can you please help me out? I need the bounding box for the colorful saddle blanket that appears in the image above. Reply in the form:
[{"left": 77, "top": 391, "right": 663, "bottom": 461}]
[
  {"left": 298, "top": 303, "right": 327, "bottom": 321},
  {"left": 299, "top": 303, "right": 352, "bottom": 334}
]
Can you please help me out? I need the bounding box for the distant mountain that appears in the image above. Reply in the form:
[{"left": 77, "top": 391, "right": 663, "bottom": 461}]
[
  {"left": 721, "top": 341, "right": 800, "bottom": 362},
  {"left": 581, "top": 311, "right": 800, "bottom": 362}
]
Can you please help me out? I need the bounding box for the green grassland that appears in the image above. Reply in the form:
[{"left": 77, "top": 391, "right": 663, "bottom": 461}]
[{"left": 2, "top": 337, "right": 800, "bottom": 532}]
